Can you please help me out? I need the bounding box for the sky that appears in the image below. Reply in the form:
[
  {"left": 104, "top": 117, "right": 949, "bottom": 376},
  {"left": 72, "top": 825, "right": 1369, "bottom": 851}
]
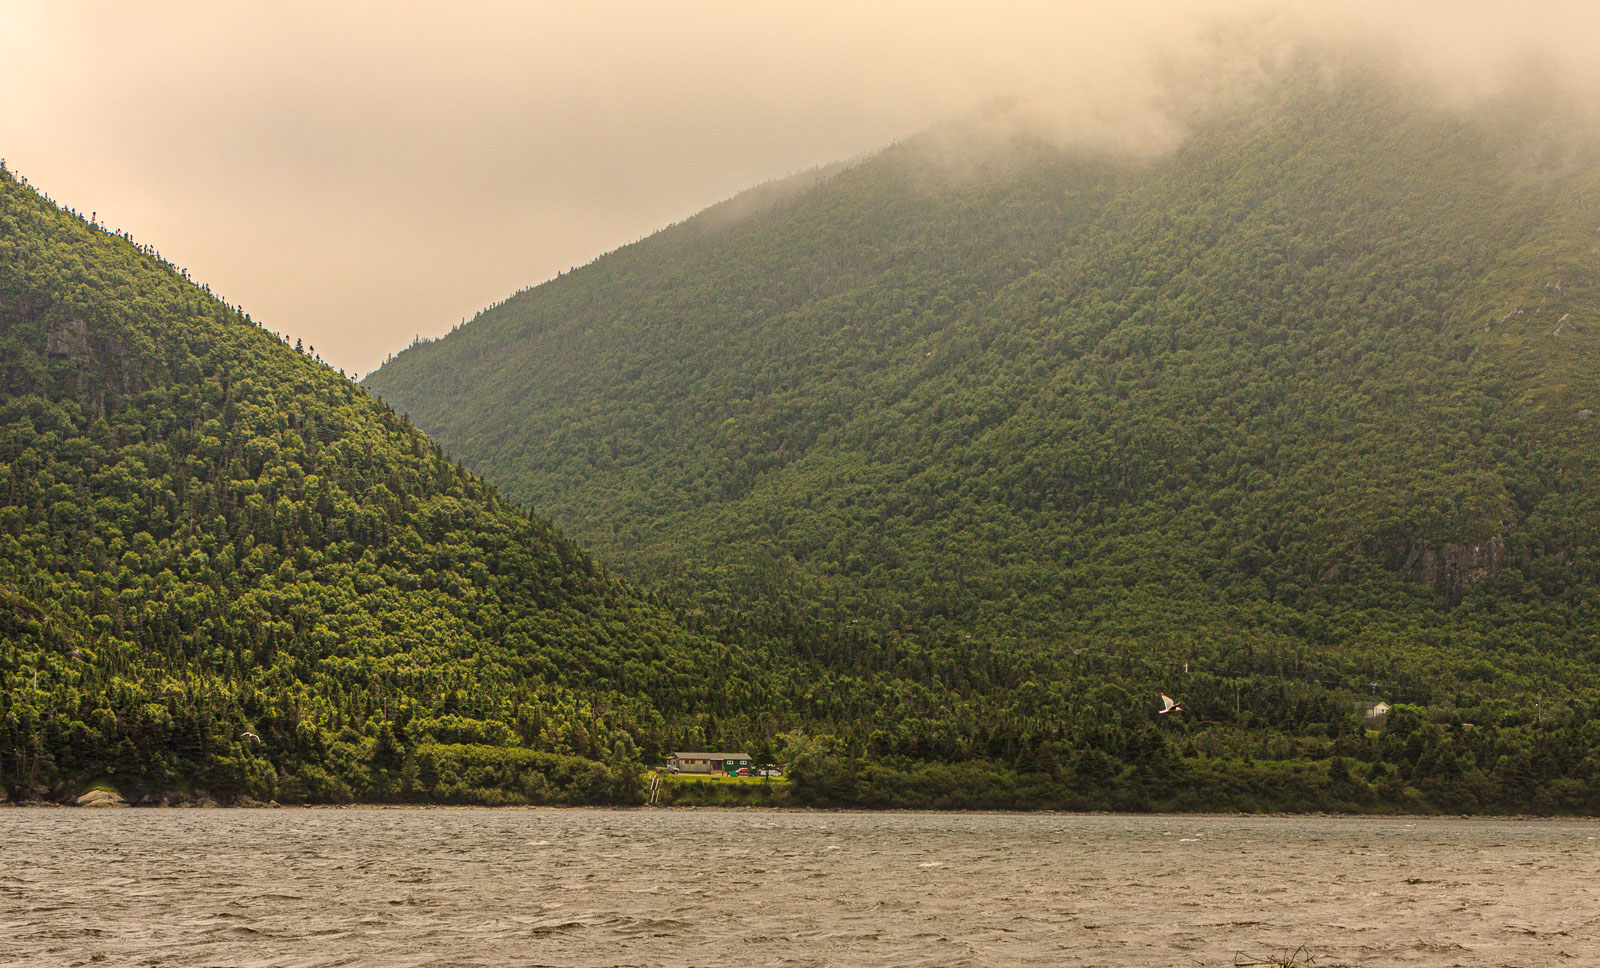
[{"left": 3, "top": 1, "right": 1598, "bottom": 377}]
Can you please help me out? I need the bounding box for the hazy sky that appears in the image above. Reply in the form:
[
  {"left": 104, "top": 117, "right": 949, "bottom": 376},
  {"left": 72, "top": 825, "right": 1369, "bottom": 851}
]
[{"left": 3, "top": 1, "right": 1597, "bottom": 376}]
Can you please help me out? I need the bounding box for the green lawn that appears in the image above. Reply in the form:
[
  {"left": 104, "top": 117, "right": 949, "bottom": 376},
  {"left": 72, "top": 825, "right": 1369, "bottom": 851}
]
[{"left": 654, "top": 772, "right": 789, "bottom": 786}]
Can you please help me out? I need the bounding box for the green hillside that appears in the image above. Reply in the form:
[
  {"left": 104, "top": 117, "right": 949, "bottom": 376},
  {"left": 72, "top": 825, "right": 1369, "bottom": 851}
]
[
  {"left": 0, "top": 162, "right": 809, "bottom": 805},
  {"left": 364, "top": 61, "right": 1600, "bottom": 811}
]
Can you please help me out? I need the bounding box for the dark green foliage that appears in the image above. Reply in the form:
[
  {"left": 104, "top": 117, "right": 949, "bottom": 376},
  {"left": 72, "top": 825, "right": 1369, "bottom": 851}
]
[
  {"left": 8, "top": 57, "right": 1600, "bottom": 813},
  {"left": 364, "top": 59, "right": 1600, "bottom": 812}
]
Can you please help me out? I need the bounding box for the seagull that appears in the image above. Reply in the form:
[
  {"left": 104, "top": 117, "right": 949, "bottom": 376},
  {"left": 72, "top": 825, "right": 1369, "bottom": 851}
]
[
  {"left": 241, "top": 731, "right": 261, "bottom": 743},
  {"left": 1158, "top": 694, "right": 1184, "bottom": 714}
]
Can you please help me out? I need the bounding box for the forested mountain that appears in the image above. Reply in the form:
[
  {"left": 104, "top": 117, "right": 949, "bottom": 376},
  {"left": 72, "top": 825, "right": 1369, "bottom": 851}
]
[
  {"left": 364, "top": 58, "right": 1600, "bottom": 811},
  {"left": 10, "top": 53, "right": 1600, "bottom": 814},
  {"left": 0, "top": 162, "right": 811, "bottom": 805}
]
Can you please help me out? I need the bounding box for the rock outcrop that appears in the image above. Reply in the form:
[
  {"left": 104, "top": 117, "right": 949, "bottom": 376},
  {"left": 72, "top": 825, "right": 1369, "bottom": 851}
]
[
  {"left": 74, "top": 788, "right": 128, "bottom": 808},
  {"left": 44, "top": 317, "right": 91, "bottom": 358},
  {"left": 40, "top": 316, "right": 143, "bottom": 409},
  {"left": 1405, "top": 537, "right": 1507, "bottom": 590}
]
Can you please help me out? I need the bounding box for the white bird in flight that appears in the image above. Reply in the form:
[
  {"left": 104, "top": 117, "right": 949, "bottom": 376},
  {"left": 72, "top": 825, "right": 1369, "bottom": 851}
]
[{"left": 1159, "top": 694, "right": 1184, "bottom": 714}]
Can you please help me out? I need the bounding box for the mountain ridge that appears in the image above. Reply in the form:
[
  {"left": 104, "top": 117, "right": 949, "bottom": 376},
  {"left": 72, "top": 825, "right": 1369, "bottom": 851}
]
[{"left": 366, "top": 61, "right": 1600, "bottom": 699}]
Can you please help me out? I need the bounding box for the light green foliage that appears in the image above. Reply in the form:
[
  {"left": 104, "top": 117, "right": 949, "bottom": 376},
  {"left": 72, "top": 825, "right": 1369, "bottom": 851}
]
[{"left": 0, "top": 162, "right": 803, "bottom": 804}]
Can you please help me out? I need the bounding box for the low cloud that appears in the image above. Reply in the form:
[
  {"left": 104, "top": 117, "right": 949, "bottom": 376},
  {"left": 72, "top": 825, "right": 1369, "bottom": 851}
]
[{"left": 2, "top": 1, "right": 1596, "bottom": 375}]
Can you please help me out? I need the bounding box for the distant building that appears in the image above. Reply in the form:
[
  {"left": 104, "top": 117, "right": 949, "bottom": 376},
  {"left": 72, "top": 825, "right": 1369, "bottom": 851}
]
[
  {"left": 1353, "top": 701, "right": 1391, "bottom": 723},
  {"left": 668, "top": 752, "right": 753, "bottom": 775}
]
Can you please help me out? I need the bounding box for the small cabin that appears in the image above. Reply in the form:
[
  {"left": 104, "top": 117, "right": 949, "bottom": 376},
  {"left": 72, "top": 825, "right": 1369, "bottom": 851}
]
[
  {"left": 668, "top": 752, "right": 753, "bottom": 775},
  {"left": 1353, "top": 701, "right": 1390, "bottom": 723}
]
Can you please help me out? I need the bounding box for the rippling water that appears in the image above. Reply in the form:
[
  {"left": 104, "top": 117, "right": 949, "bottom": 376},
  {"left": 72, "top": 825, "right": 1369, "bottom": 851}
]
[{"left": 3, "top": 808, "right": 1596, "bottom": 967}]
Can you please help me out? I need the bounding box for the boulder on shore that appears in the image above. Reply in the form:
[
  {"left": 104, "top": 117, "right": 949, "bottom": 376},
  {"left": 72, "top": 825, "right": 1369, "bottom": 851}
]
[{"left": 74, "top": 789, "right": 128, "bottom": 808}]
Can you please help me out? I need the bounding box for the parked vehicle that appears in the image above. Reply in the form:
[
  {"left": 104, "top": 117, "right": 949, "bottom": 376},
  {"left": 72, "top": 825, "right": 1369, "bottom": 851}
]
[
  {"left": 732, "top": 767, "right": 751, "bottom": 777},
  {"left": 755, "top": 768, "right": 783, "bottom": 777}
]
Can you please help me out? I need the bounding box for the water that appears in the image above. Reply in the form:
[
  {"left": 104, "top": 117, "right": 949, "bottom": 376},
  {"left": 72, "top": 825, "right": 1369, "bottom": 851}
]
[{"left": 2, "top": 809, "right": 1595, "bottom": 967}]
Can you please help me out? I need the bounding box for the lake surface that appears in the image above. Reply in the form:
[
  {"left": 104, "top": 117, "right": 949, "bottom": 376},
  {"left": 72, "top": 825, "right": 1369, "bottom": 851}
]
[{"left": 2, "top": 809, "right": 1596, "bottom": 967}]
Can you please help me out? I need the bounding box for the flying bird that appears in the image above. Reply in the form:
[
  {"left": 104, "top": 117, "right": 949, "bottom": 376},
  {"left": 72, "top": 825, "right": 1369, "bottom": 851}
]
[
  {"left": 1158, "top": 694, "right": 1184, "bottom": 715},
  {"left": 241, "top": 731, "right": 261, "bottom": 743}
]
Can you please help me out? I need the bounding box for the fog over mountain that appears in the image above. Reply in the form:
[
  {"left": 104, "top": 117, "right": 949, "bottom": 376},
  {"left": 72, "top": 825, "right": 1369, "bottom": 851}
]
[{"left": 2, "top": 1, "right": 1597, "bottom": 376}]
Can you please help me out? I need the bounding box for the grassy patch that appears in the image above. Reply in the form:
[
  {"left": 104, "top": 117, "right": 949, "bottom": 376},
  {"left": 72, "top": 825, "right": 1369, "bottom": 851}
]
[{"left": 655, "top": 772, "right": 788, "bottom": 786}]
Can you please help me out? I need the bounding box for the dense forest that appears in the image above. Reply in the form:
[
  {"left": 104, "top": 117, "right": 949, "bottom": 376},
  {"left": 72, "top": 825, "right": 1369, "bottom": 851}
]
[
  {"left": 0, "top": 160, "right": 808, "bottom": 806},
  {"left": 8, "top": 53, "right": 1600, "bottom": 813},
  {"left": 364, "top": 56, "right": 1600, "bottom": 812}
]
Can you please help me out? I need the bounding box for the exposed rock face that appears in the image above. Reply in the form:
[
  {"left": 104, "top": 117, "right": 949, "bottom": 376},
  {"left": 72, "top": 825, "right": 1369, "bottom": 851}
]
[
  {"left": 41, "top": 316, "right": 142, "bottom": 406},
  {"left": 44, "top": 317, "right": 91, "bottom": 358},
  {"left": 1405, "top": 537, "right": 1507, "bottom": 590},
  {"left": 74, "top": 788, "right": 128, "bottom": 808}
]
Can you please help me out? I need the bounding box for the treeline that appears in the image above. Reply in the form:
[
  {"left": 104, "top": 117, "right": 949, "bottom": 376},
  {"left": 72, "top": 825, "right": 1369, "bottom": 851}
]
[{"left": 779, "top": 700, "right": 1600, "bottom": 814}]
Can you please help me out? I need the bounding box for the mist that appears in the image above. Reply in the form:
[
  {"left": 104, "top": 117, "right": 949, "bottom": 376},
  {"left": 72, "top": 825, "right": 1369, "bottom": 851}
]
[{"left": 2, "top": 0, "right": 1597, "bottom": 376}]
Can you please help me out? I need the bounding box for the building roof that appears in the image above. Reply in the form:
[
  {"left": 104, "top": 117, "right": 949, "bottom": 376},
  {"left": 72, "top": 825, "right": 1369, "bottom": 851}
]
[{"left": 669, "top": 752, "right": 751, "bottom": 759}]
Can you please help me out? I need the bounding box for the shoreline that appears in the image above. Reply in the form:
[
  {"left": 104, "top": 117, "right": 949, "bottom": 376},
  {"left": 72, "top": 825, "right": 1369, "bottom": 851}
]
[{"left": 5, "top": 800, "right": 1594, "bottom": 821}]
